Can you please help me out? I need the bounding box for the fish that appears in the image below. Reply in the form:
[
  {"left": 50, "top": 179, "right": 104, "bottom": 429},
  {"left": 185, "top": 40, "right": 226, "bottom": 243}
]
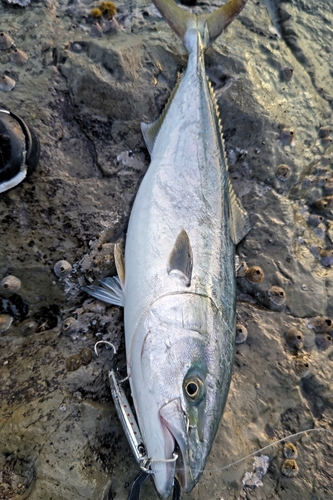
[{"left": 83, "top": 0, "right": 250, "bottom": 497}]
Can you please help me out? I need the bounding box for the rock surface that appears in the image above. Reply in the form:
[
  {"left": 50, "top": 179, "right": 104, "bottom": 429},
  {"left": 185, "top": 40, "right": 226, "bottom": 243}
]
[{"left": 0, "top": 0, "right": 332, "bottom": 499}]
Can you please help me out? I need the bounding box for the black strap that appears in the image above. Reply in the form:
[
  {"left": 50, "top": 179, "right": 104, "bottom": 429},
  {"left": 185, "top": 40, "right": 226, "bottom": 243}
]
[{"left": 127, "top": 472, "right": 181, "bottom": 500}]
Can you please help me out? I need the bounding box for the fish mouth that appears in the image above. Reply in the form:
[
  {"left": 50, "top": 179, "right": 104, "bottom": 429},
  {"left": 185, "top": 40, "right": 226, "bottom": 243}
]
[{"left": 159, "top": 399, "right": 191, "bottom": 493}]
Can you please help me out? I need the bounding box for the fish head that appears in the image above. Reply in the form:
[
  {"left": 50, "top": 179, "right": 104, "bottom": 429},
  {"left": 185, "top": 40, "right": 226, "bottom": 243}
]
[{"left": 129, "top": 294, "right": 235, "bottom": 497}]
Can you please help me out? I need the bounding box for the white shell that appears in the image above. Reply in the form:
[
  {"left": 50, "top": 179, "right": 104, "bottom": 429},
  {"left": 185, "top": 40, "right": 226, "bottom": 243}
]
[
  {"left": 0, "top": 314, "right": 13, "bottom": 333},
  {"left": 0, "top": 75, "right": 16, "bottom": 92},
  {"left": 0, "top": 275, "right": 21, "bottom": 294},
  {"left": 54, "top": 260, "right": 72, "bottom": 278}
]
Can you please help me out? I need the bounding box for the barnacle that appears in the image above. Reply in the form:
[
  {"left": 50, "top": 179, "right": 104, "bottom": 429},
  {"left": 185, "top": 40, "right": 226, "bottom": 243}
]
[
  {"left": 80, "top": 347, "right": 92, "bottom": 365},
  {"left": 285, "top": 328, "right": 303, "bottom": 351},
  {"left": 90, "top": 23, "right": 103, "bottom": 37},
  {"left": 280, "top": 67, "right": 293, "bottom": 82},
  {"left": 0, "top": 32, "right": 14, "bottom": 50},
  {"left": 0, "top": 314, "right": 13, "bottom": 333},
  {"left": 235, "top": 323, "right": 248, "bottom": 344},
  {"left": 54, "top": 260, "right": 72, "bottom": 278},
  {"left": 0, "top": 275, "right": 21, "bottom": 294},
  {"left": 283, "top": 442, "right": 298, "bottom": 459},
  {"left": 62, "top": 317, "right": 78, "bottom": 334},
  {"left": 66, "top": 354, "right": 81, "bottom": 372},
  {"left": 0, "top": 75, "right": 16, "bottom": 92},
  {"left": 318, "top": 127, "right": 331, "bottom": 139},
  {"left": 315, "top": 333, "right": 332, "bottom": 351},
  {"left": 90, "top": 8, "right": 103, "bottom": 19},
  {"left": 307, "top": 316, "right": 331, "bottom": 333},
  {"left": 267, "top": 286, "right": 286, "bottom": 306},
  {"left": 245, "top": 266, "right": 264, "bottom": 283},
  {"left": 276, "top": 164, "right": 291, "bottom": 181},
  {"left": 279, "top": 129, "right": 294, "bottom": 145},
  {"left": 293, "top": 356, "right": 310, "bottom": 378},
  {"left": 281, "top": 459, "right": 298, "bottom": 477},
  {"left": 10, "top": 48, "right": 28, "bottom": 66}
]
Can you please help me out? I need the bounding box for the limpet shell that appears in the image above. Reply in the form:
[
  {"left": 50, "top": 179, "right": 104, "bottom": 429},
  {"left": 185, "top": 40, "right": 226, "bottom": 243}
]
[
  {"left": 281, "top": 459, "right": 298, "bottom": 477},
  {"left": 267, "top": 286, "right": 286, "bottom": 306},
  {"left": 10, "top": 48, "right": 28, "bottom": 66},
  {"left": 285, "top": 328, "right": 303, "bottom": 351},
  {"left": 0, "top": 275, "right": 21, "bottom": 294},
  {"left": 280, "top": 67, "right": 293, "bottom": 82},
  {"left": 311, "top": 196, "right": 333, "bottom": 212},
  {"left": 79, "top": 347, "right": 92, "bottom": 365},
  {"left": 0, "top": 313, "right": 13, "bottom": 333},
  {"left": 20, "top": 319, "right": 38, "bottom": 336},
  {"left": 315, "top": 333, "right": 332, "bottom": 351},
  {"left": 66, "top": 354, "right": 81, "bottom": 372},
  {"left": 235, "top": 323, "right": 248, "bottom": 344},
  {"left": 293, "top": 356, "right": 310, "bottom": 378},
  {"left": 0, "top": 75, "right": 16, "bottom": 92},
  {"left": 62, "top": 317, "right": 78, "bottom": 334},
  {"left": 103, "top": 18, "right": 119, "bottom": 33},
  {"left": 245, "top": 266, "right": 264, "bottom": 284},
  {"left": 283, "top": 442, "right": 298, "bottom": 459},
  {"left": 0, "top": 32, "right": 14, "bottom": 50},
  {"left": 276, "top": 164, "right": 291, "bottom": 181},
  {"left": 54, "top": 260, "right": 72, "bottom": 278},
  {"left": 323, "top": 179, "right": 333, "bottom": 196}
]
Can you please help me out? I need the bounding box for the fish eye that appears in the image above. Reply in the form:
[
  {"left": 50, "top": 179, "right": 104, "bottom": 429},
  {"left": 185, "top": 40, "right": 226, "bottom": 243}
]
[{"left": 184, "top": 376, "right": 204, "bottom": 401}]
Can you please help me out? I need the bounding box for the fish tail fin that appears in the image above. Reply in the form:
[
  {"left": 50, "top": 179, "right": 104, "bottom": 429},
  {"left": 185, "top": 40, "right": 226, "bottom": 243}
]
[{"left": 152, "top": 0, "right": 247, "bottom": 48}]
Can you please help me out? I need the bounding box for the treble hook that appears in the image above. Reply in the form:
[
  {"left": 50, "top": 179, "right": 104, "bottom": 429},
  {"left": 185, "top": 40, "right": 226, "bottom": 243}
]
[{"left": 127, "top": 472, "right": 180, "bottom": 500}]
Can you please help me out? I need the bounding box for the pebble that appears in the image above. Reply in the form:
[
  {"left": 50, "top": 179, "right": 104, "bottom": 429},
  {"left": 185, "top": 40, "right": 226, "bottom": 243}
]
[
  {"left": 66, "top": 354, "right": 81, "bottom": 372},
  {"left": 79, "top": 347, "right": 92, "bottom": 365}
]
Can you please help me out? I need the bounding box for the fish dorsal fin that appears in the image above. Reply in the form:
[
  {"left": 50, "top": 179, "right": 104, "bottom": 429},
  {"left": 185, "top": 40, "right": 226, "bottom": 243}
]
[
  {"left": 141, "top": 79, "right": 181, "bottom": 156},
  {"left": 82, "top": 276, "right": 124, "bottom": 307},
  {"left": 207, "top": 79, "right": 250, "bottom": 244},
  {"left": 114, "top": 242, "right": 125, "bottom": 286},
  {"left": 168, "top": 229, "right": 193, "bottom": 287}
]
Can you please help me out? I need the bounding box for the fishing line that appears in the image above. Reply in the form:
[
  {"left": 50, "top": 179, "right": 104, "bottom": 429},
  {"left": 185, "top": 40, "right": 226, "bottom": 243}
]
[{"left": 151, "top": 428, "right": 333, "bottom": 475}]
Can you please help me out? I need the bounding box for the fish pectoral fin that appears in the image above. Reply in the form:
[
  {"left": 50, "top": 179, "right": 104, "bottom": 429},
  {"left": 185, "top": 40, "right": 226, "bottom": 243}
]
[
  {"left": 114, "top": 242, "right": 125, "bottom": 286},
  {"left": 229, "top": 179, "right": 251, "bottom": 244},
  {"left": 141, "top": 79, "right": 181, "bottom": 156},
  {"left": 82, "top": 276, "right": 124, "bottom": 307},
  {"left": 168, "top": 229, "right": 193, "bottom": 287}
]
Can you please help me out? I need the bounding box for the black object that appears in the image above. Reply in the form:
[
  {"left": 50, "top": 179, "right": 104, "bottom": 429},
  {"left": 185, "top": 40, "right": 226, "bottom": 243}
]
[
  {"left": 0, "top": 108, "right": 40, "bottom": 193},
  {"left": 127, "top": 471, "right": 181, "bottom": 500}
]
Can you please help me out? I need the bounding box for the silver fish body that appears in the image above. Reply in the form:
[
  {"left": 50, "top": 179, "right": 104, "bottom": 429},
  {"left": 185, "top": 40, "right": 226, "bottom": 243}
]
[
  {"left": 124, "top": 13, "right": 249, "bottom": 500},
  {"left": 84, "top": 0, "right": 250, "bottom": 497}
]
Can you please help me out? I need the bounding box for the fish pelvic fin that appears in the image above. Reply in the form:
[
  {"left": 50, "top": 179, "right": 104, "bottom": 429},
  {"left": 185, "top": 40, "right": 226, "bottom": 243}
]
[
  {"left": 152, "top": 0, "right": 247, "bottom": 48},
  {"left": 114, "top": 242, "right": 125, "bottom": 286},
  {"left": 82, "top": 276, "right": 124, "bottom": 307}
]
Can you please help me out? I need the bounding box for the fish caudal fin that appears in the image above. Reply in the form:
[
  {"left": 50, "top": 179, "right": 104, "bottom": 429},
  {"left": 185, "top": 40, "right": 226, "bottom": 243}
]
[
  {"left": 152, "top": 0, "right": 248, "bottom": 48},
  {"left": 82, "top": 276, "right": 124, "bottom": 307}
]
